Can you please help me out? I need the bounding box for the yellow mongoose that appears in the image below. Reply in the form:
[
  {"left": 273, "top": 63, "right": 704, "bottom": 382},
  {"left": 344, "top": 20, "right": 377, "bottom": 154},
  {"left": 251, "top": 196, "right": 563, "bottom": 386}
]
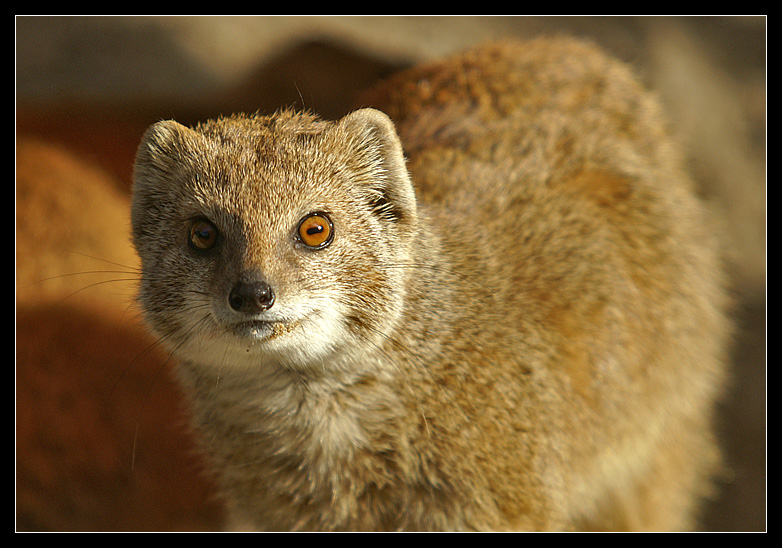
[{"left": 130, "top": 38, "right": 730, "bottom": 531}]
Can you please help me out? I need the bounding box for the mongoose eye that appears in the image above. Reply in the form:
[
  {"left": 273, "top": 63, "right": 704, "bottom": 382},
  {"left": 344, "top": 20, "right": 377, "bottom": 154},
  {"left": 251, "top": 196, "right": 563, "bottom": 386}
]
[
  {"left": 297, "top": 212, "right": 333, "bottom": 249},
  {"left": 189, "top": 218, "right": 219, "bottom": 250}
]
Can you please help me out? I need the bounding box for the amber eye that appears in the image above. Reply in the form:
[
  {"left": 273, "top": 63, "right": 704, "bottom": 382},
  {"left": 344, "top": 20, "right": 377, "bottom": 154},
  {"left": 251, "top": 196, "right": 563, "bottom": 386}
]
[
  {"left": 189, "top": 219, "right": 219, "bottom": 250},
  {"left": 297, "top": 212, "right": 333, "bottom": 249}
]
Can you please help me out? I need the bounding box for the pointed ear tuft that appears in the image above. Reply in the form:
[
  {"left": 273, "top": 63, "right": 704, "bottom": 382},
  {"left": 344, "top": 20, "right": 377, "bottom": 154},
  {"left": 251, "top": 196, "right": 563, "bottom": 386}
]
[
  {"left": 131, "top": 120, "right": 199, "bottom": 247},
  {"left": 336, "top": 108, "right": 418, "bottom": 231},
  {"left": 132, "top": 119, "right": 198, "bottom": 213},
  {"left": 133, "top": 119, "right": 195, "bottom": 178}
]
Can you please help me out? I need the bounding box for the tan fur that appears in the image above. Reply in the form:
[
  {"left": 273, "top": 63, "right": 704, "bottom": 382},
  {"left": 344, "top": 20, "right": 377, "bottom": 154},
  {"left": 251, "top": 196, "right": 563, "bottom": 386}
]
[{"left": 130, "top": 37, "right": 730, "bottom": 531}]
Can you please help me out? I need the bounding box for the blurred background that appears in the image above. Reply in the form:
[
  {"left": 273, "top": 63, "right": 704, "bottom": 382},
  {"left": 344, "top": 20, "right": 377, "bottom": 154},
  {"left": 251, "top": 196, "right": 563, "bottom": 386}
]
[{"left": 15, "top": 16, "right": 766, "bottom": 531}]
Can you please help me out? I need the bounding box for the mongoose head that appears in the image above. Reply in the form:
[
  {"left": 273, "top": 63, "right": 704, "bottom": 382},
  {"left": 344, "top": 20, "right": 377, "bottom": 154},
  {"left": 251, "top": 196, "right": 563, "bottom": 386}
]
[{"left": 131, "top": 108, "right": 418, "bottom": 371}]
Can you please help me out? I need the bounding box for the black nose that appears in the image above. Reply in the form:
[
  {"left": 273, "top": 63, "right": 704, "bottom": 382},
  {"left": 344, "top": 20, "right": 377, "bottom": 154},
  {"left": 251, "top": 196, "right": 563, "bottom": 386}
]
[{"left": 228, "top": 279, "right": 275, "bottom": 313}]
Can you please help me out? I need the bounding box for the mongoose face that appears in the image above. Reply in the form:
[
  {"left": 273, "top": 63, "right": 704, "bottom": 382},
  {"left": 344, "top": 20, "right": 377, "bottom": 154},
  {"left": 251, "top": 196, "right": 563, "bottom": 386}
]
[{"left": 131, "top": 109, "right": 418, "bottom": 372}]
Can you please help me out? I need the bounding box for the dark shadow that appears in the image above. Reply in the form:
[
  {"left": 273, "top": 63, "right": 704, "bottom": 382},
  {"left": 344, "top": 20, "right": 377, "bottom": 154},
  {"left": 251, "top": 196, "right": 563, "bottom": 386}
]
[{"left": 206, "top": 38, "right": 412, "bottom": 122}]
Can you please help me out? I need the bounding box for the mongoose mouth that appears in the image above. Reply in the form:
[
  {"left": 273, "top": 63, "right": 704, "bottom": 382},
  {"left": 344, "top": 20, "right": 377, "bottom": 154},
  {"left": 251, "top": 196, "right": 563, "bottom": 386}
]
[
  {"left": 231, "top": 320, "right": 277, "bottom": 339},
  {"left": 231, "top": 319, "right": 300, "bottom": 341}
]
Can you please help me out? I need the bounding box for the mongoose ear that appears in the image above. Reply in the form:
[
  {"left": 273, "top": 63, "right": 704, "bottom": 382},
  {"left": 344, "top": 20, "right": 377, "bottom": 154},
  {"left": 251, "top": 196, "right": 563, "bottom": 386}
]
[
  {"left": 131, "top": 120, "right": 200, "bottom": 246},
  {"left": 336, "top": 108, "right": 418, "bottom": 231},
  {"left": 133, "top": 119, "right": 197, "bottom": 181}
]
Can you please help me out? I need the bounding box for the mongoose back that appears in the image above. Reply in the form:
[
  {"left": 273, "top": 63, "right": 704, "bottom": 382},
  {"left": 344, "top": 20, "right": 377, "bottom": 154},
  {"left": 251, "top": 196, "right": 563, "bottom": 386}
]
[{"left": 130, "top": 38, "right": 730, "bottom": 531}]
